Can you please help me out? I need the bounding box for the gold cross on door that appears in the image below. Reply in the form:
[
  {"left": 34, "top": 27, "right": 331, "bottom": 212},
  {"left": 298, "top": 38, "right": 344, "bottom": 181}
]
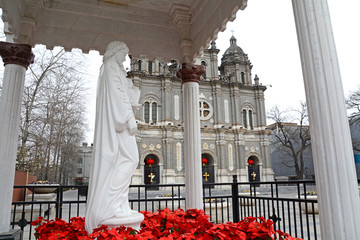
[
  {"left": 251, "top": 172, "right": 257, "bottom": 181},
  {"left": 148, "top": 172, "right": 155, "bottom": 183},
  {"left": 203, "top": 172, "right": 210, "bottom": 182}
]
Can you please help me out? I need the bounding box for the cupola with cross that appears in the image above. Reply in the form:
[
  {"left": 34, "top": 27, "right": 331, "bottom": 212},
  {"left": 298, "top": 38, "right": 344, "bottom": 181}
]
[{"left": 219, "top": 36, "right": 253, "bottom": 85}]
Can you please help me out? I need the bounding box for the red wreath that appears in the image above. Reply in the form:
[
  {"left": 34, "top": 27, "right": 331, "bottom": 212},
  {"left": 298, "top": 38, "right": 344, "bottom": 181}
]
[{"left": 146, "top": 158, "right": 155, "bottom": 167}]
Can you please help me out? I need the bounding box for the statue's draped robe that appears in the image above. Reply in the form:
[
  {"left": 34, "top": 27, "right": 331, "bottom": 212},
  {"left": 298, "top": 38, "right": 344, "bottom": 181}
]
[{"left": 85, "top": 60, "right": 139, "bottom": 233}]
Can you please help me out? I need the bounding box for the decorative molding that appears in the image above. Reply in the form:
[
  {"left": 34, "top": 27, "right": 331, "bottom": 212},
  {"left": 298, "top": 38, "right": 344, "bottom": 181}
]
[
  {"left": 216, "top": 140, "right": 227, "bottom": 145},
  {"left": 162, "top": 138, "right": 174, "bottom": 144},
  {"left": 176, "top": 63, "right": 205, "bottom": 84},
  {"left": 170, "top": 4, "right": 193, "bottom": 62},
  {"left": 235, "top": 140, "right": 245, "bottom": 146},
  {"left": 170, "top": 4, "right": 191, "bottom": 38},
  {"left": 161, "top": 84, "right": 173, "bottom": 92},
  {"left": 0, "top": 42, "right": 34, "bottom": 69},
  {"left": 149, "top": 144, "right": 155, "bottom": 151},
  {"left": 228, "top": 144, "right": 234, "bottom": 171},
  {"left": 174, "top": 95, "right": 180, "bottom": 120},
  {"left": 176, "top": 142, "right": 182, "bottom": 171}
]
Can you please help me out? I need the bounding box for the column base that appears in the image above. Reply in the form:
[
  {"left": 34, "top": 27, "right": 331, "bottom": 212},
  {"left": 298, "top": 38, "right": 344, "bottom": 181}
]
[
  {"left": 100, "top": 212, "right": 144, "bottom": 231},
  {"left": 0, "top": 229, "right": 22, "bottom": 240}
]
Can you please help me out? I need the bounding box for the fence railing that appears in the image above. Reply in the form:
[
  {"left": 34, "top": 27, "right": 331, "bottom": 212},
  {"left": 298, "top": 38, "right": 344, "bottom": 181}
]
[{"left": 11, "top": 177, "right": 320, "bottom": 240}]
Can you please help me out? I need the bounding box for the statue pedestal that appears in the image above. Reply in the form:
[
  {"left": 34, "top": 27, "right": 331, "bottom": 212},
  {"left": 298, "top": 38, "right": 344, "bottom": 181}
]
[{"left": 101, "top": 212, "right": 144, "bottom": 230}]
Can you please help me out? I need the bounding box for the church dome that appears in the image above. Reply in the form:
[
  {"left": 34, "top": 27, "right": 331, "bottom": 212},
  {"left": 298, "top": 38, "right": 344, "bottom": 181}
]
[
  {"left": 223, "top": 36, "right": 244, "bottom": 55},
  {"left": 220, "top": 35, "right": 250, "bottom": 66},
  {"left": 219, "top": 35, "right": 252, "bottom": 78}
]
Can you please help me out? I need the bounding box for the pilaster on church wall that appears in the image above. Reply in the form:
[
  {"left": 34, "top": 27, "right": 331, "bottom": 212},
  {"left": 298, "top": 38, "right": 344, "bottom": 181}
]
[
  {"left": 131, "top": 169, "right": 143, "bottom": 185},
  {"left": 229, "top": 86, "right": 241, "bottom": 125},
  {"left": 216, "top": 169, "right": 233, "bottom": 185},
  {"left": 260, "top": 138, "right": 273, "bottom": 172},
  {"left": 162, "top": 169, "right": 176, "bottom": 184},
  {"left": 211, "top": 84, "right": 224, "bottom": 125},
  {"left": 211, "top": 54, "right": 219, "bottom": 80},
  {"left": 246, "top": 65, "right": 252, "bottom": 85}
]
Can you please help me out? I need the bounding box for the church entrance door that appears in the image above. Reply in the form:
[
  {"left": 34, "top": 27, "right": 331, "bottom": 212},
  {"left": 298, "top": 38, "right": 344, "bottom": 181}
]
[
  {"left": 144, "top": 154, "right": 160, "bottom": 190},
  {"left": 248, "top": 156, "right": 260, "bottom": 183},
  {"left": 202, "top": 153, "right": 215, "bottom": 186}
]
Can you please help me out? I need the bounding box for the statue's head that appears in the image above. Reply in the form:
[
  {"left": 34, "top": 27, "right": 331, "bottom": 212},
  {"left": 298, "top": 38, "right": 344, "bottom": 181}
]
[{"left": 103, "top": 41, "right": 129, "bottom": 63}]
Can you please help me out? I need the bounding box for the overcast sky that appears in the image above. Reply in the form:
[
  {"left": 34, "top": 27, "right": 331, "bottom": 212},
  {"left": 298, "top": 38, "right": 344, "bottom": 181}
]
[{"left": 215, "top": 0, "right": 360, "bottom": 111}]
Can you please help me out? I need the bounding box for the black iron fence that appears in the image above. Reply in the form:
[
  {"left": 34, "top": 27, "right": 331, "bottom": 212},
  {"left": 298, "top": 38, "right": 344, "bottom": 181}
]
[{"left": 10, "top": 177, "right": 320, "bottom": 240}]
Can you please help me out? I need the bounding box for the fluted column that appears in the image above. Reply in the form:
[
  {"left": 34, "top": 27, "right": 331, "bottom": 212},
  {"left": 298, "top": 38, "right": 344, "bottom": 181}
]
[
  {"left": 177, "top": 63, "right": 205, "bottom": 209},
  {"left": 0, "top": 42, "right": 34, "bottom": 234},
  {"left": 292, "top": 1, "right": 360, "bottom": 239}
]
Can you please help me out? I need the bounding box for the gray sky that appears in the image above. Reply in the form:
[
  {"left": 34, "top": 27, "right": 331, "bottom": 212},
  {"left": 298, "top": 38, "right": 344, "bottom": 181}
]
[{"left": 215, "top": 0, "right": 360, "bottom": 111}]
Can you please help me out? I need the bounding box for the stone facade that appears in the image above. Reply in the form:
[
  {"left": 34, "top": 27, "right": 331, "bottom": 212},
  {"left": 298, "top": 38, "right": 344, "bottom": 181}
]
[{"left": 129, "top": 37, "right": 274, "bottom": 185}]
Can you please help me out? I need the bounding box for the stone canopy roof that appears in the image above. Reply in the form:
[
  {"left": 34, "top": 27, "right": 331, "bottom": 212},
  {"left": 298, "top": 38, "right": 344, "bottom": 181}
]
[{"left": 0, "top": 0, "right": 248, "bottom": 63}]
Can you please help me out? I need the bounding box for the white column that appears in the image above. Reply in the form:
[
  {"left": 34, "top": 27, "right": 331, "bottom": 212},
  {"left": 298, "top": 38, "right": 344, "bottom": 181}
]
[
  {"left": 0, "top": 64, "right": 27, "bottom": 232},
  {"left": 0, "top": 42, "right": 34, "bottom": 234},
  {"left": 177, "top": 63, "right": 205, "bottom": 209},
  {"left": 183, "top": 81, "right": 203, "bottom": 209},
  {"left": 292, "top": 1, "right": 360, "bottom": 239}
]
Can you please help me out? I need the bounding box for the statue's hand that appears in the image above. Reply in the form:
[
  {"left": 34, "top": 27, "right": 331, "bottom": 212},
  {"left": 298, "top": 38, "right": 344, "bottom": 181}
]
[{"left": 127, "top": 117, "right": 137, "bottom": 136}]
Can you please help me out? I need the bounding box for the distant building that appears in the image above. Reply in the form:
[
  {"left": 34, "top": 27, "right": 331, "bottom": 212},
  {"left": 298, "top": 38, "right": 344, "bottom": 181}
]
[
  {"left": 74, "top": 142, "right": 92, "bottom": 185},
  {"left": 269, "top": 121, "right": 360, "bottom": 180},
  {"left": 128, "top": 37, "right": 274, "bottom": 186}
]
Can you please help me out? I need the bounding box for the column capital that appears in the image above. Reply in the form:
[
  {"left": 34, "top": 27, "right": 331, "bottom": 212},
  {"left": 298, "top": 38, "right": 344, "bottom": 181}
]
[
  {"left": 176, "top": 63, "right": 205, "bottom": 84},
  {"left": 0, "top": 42, "right": 34, "bottom": 69}
]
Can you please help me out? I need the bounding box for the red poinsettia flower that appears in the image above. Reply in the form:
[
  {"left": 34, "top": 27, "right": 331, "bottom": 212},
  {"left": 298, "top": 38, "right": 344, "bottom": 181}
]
[{"left": 31, "top": 208, "right": 303, "bottom": 240}]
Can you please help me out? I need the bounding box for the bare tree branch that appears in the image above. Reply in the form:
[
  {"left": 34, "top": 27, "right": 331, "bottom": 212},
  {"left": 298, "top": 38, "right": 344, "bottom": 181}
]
[
  {"left": 17, "top": 46, "right": 89, "bottom": 183},
  {"left": 268, "top": 103, "right": 311, "bottom": 179},
  {"left": 347, "top": 88, "right": 360, "bottom": 152}
]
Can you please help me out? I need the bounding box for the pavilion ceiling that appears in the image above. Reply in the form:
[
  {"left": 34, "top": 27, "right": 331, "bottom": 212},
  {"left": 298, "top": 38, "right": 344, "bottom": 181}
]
[{"left": 0, "top": 0, "right": 247, "bottom": 62}]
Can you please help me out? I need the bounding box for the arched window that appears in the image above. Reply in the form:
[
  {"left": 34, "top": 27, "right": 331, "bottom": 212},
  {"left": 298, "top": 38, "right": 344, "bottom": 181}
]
[
  {"left": 143, "top": 99, "right": 158, "bottom": 124},
  {"left": 241, "top": 72, "right": 245, "bottom": 84},
  {"left": 138, "top": 60, "right": 142, "bottom": 71},
  {"left": 148, "top": 61, "right": 153, "bottom": 75},
  {"left": 249, "top": 110, "right": 253, "bottom": 129},
  {"left": 152, "top": 102, "right": 157, "bottom": 123},
  {"left": 242, "top": 109, "right": 247, "bottom": 128},
  {"left": 144, "top": 102, "right": 150, "bottom": 123},
  {"left": 243, "top": 108, "right": 254, "bottom": 130},
  {"left": 201, "top": 61, "right": 207, "bottom": 79}
]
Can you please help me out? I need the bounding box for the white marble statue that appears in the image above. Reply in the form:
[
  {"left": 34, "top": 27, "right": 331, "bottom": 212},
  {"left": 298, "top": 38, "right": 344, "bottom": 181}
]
[{"left": 85, "top": 41, "right": 143, "bottom": 233}]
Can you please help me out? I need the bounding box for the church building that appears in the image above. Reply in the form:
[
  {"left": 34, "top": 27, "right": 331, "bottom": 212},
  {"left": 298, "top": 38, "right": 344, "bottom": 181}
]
[{"left": 129, "top": 37, "right": 274, "bottom": 186}]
